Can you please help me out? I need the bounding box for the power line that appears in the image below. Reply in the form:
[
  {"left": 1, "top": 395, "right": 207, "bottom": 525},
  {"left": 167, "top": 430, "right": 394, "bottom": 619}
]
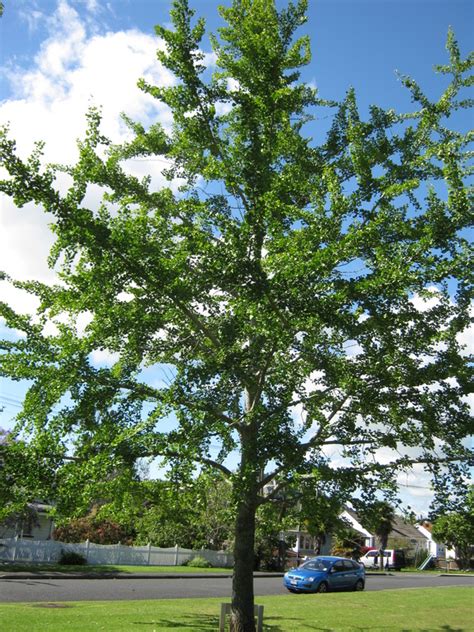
[
  {"left": 398, "top": 482, "right": 433, "bottom": 490},
  {"left": 0, "top": 398, "right": 23, "bottom": 409}
]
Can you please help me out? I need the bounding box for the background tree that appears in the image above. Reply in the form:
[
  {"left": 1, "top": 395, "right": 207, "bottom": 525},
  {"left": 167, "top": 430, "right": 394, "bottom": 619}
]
[
  {"left": 0, "top": 0, "right": 472, "bottom": 629},
  {"left": 128, "top": 473, "right": 235, "bottom": 550},
  {"left": 53, "top": 515, "right": 132, "bottom": 545},
  {"left": 297, "top": 480, "right": 349, "bottom": 556},
  {"left": 354, "top": 500, "right": 397, "bottom": 569},
  {"left": 0, "top": 428, "right": 59, "bottom": 524},
  {"left": 432, "top": 488, "right": 474, "bottom": 570},
  {"left": 330, "top": 527, "right": 365, "bottom": 559}
]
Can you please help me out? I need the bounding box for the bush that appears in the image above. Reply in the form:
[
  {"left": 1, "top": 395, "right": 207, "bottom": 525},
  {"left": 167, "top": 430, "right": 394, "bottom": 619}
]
[
  {"left": 58, "top": 550, "right": 87, "bottom": 565},
  {"left": 185, "top": 555, "right": 213, "bottom": 568},
  {"left": 53, "top": 517, "right": 132, "bottom": 545}
]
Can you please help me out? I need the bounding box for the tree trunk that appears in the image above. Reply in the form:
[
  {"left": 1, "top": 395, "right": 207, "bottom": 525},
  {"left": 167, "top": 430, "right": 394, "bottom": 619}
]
[
  {"left": 230, "top": 495, "right": 258, "bottom": 632},
  {"left": 231, "top": 410, "right": 259, "bottom": 632}
]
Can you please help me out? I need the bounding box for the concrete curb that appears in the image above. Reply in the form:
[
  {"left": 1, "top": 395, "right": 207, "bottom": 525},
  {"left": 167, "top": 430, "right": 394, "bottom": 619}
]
[{"left": 438, "top": 573, "right": 474, "bottom": 578}]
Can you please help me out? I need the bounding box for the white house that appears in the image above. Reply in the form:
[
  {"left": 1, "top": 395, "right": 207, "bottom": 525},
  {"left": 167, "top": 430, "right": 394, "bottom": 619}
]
[
  {"left": 0, "top": 502, "right": 55, "bottom": 540},
  {"left": 340, "top": 507, "right": 375, "bottom": 547},
  {"left": 415, "top": 522, "right": 456, "bottom": 560}
]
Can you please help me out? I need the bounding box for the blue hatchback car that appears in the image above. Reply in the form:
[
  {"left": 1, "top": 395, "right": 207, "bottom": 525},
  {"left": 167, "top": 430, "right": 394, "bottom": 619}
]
[{"left": 283, "top": 556, "right": 365, "bottom": 593}]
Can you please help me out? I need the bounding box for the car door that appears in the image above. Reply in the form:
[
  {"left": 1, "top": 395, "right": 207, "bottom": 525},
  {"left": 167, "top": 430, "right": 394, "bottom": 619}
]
[
  {"left": 343, "top": 559, "right": 360, "bottom": 587},
  {"left": 329, "top": 560, "right": 347, "bottom": 589}
]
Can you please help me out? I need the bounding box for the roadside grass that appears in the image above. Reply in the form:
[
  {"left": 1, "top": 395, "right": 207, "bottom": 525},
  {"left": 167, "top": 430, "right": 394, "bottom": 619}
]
[
  {"left": 401, "top": 567, "right": 474, "bottom": 576},
  {"left": 0, "top": 562, "right": 231, "bottom": 574},
  {"left": 0, "top": 587, "right": 472, "bottom": 631}
]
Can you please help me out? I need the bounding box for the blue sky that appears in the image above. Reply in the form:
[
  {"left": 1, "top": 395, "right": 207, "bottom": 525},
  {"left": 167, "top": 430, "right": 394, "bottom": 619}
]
[
  {"left": 2, "top": 0, "right": 473, "bottom": 106},
  {"left": 0, "top": 0, "right": 472, "bottom": 514}
]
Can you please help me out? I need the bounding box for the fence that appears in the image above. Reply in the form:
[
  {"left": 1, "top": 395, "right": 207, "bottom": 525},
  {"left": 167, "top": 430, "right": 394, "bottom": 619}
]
[{"left": 0, "top": 537, "right": 234, "bottom": 568}]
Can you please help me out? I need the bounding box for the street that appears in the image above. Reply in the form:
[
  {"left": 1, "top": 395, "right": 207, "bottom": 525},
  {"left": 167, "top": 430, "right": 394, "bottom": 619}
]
[{"left": 0, "top": 573, "right": 472, "bottom": 603}]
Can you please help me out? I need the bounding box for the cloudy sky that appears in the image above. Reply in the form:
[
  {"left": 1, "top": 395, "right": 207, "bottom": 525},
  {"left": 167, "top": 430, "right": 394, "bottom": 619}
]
[{"left": 0, "top": 0, "right": 472, "bottom": 514}]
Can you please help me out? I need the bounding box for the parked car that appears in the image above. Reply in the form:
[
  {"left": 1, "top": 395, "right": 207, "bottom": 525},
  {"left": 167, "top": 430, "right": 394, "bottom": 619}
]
[
  {"left": 283, "top": 556, "right": 365, "bottom": 593},
  {"left": 359, "top": 548, "right": 406, "bottom": 570}
]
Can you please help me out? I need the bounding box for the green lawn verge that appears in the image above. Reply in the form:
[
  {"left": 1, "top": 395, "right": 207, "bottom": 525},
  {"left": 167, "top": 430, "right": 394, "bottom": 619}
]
[
  {"left": 0, "top": 563, "right": 231, "bottom": 574},
  {"left": 0, "top": 587, "right": 472, "bottom": 631},
  {"left": 401, "top": 567, "right": 474, "bottom": 576}
]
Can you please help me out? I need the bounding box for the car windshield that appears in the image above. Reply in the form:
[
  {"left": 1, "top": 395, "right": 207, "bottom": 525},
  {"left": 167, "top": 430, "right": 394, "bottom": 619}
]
[{"left": 301, "top": 560, "right": 328, "bottom": 571}]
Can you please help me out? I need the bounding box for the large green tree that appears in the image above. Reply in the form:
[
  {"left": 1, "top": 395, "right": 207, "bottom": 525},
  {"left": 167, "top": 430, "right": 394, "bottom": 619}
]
[
  {"left": 432, "top": 487, "right": 474, "bottom": 570},
  {"left": 353, "top": 499, "right": 397, "bottom": 568},
  {"left": 0, "top": 428, "right": 60, "bottom": 523},
  {"left": 0, "top": 1, "right": 472, "bottom": 629}
]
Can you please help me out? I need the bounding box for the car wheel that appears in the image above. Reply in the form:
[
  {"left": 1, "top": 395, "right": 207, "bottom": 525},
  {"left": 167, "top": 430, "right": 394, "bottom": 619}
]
[
  {"left": 354, "top": 579, "right": 365, "bottom": 591},
  {"left": 315, "top": 581, "right": 328, "bottom": 593}
]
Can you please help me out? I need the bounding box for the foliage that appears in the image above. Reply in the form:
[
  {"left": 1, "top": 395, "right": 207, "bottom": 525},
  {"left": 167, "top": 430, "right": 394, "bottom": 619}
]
[
  {"left": 254, "top": 501, "right": 296, "bottom": 571},
  {"left": 53, "top": 516, "right": 133, "bottom": 545},
  {"left": 353, "top": 500, "right": 397, "bottom": 552},
  {"left": 0, "top": 0, "right": 472, "bottom": 628},
  {"left": 0, "top": 429, "right": 59, "bottom": 523},
  {"left": 58, "top": 550, "right": 87, "bottom": 565},
  {"left": 0, "top": 503, "right": 39, "bottom": 538},
  {"left": 330, "top": 527, "right": 365, "bottom": 559},
  {"left": 124, "top": 473, "right": 234, "bottom": 549},
  {"left": 184, "top": 554, "right": 213, "bottom": 568},
  {"left": 432, "top": 489, "right": 474, "bottom": 570}
]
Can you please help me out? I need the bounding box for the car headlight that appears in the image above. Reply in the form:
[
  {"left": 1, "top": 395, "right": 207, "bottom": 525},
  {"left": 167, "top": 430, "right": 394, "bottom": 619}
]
[{"left": 306, "top": 576, "right": 316, "bottom": 581}]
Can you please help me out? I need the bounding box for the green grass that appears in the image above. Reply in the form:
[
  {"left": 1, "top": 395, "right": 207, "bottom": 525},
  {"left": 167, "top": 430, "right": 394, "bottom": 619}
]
[
  {"left": 401, "top": 567, "right": 474, "bottom": 575},
  {"left": 0, "top": 562, "right": 231, "bottom": 574},
  {"left": 0, "top": 587, "right": 472, "bottom": 631}
]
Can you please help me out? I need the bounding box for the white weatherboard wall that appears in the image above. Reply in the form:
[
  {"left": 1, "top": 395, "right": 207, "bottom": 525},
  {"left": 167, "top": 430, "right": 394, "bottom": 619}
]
[
  {"left": 414, "top": 524, "right": 456, "bottom": 559},
  {"left": 340, "top": 510, "right": 374, "bottom": 547},
  {"left": 0, "top": 538, "right": 234, "bottom": 567}
]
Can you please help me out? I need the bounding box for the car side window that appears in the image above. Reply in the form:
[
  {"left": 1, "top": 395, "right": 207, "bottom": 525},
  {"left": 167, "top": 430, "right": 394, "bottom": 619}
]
[
  {"left": 332, "top": 561, "right": 345, "bottom": 572},
  {"left": 343, "top": 560, "right": 356, "bottom": 571}
]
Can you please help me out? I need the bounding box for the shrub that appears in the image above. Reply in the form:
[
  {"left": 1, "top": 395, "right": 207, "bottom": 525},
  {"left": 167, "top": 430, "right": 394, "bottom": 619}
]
[
  {"left": 58, "top": 550, "right": 87, "bottom": 565},
  {"left": 53, "top": 517, "right": 132, "bottom": 545},
  {"left": 185, "top": 555, "right": 212, "bottom": 568}
]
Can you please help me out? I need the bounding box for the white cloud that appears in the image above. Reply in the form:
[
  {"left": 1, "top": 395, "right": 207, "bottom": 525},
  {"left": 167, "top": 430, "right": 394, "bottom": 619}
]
[
  {"left": 0, "top": 0, "right": 175, "bottom": 310},
  {"left": 0, "top": 280, "right": 40, "bottom": 317},
  {"left": 89, "top": 348, "right": 120, "bottom": 366},
  {"left": 409, "top": 287, "right": 442, "bottom": 312},
  {"left": 456, "top": 303, "right": 474, "bottom": 358}
]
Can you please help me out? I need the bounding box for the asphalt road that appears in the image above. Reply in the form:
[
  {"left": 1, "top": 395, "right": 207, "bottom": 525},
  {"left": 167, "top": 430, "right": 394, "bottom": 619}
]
[{"left": 0, "top": 574, "right": 473, "bottom": 603}]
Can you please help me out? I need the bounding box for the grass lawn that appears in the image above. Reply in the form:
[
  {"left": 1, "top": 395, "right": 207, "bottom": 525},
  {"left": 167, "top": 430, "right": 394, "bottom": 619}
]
[
  {"left": 0, "top": 587, "right": 472, "bottom": 631},
  {"left": 0, "top": 563, "right": 231, "bottom": 574},
  {"left": 401, "top": 567, "right": 474, "bottom": 576}
]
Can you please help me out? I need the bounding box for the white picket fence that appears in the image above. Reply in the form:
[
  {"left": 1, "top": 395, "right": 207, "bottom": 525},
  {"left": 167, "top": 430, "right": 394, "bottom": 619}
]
[{"left": 0, "top": 537, "right": 234, "bottom": 568}]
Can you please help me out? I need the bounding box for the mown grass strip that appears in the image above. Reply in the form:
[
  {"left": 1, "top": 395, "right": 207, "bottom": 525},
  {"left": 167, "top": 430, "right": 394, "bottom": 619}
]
[
  {"left": 0, "top": 563, "right": 231, "bottom": 574},
  {"left": 0, "top": 586, "right": 472, "bottom": 631}
]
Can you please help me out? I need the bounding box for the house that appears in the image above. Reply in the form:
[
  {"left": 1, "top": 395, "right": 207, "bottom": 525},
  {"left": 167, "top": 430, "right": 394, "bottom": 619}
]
[
  {"left": 340, "top": 507, "right": 375, "bottom": 548},
  {"left": 415, "top": 521, "right": 454, "bottom": 560},
  {"left": 0, "top": 502, "right": 55, "bottom": 540},
  {"left": 284, "top": 506, "right": 433, "bottom": 563}
]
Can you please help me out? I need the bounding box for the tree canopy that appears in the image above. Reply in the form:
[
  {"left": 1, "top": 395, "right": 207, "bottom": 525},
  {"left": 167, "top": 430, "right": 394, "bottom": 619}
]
[
  {"left": 432, "top": 487, "right": 474, "bottom": 570},
  {"left": 0, "top": 0, "right": 472, "bottom": 628}
]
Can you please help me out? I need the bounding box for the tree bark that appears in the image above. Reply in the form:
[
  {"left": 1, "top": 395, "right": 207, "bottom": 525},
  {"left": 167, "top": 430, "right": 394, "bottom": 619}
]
[
  {"left": 230, "top": 409, "right": 259, "bottom": 632},
  {"left": 230, "top": 494, "right": 258, "bottom": 632}
]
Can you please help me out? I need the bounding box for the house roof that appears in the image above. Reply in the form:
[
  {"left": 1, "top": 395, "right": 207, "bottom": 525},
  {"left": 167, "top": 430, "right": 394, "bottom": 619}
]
[
  {"left": 390, "top": 516, "right": 427, "bottom": 542},
  {"left": 344, "top": 506, "right": 429, "bottom": 543}
]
